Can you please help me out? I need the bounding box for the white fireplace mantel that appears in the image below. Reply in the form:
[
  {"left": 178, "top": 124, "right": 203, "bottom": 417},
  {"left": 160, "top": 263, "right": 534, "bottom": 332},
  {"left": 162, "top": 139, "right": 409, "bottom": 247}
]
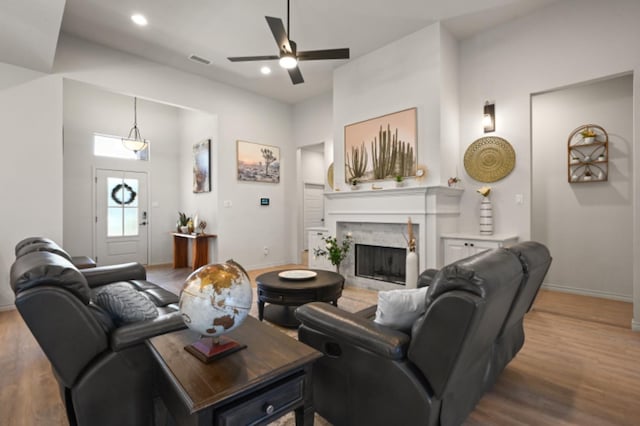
[{"left": 323, "top": 185, "right": 464, "bottom": 275}]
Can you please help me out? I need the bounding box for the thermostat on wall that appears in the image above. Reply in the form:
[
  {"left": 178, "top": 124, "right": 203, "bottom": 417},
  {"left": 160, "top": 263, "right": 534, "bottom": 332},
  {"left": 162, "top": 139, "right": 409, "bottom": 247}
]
[{"left": 260, "top": 198, "right": 270, "bottom": 206}]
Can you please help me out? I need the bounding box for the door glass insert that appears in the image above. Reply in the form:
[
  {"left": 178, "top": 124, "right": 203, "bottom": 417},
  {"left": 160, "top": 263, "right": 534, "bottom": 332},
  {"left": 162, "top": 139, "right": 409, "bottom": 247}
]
[{"left": 107, "top": 177, "right": 139, "bottom": 237}]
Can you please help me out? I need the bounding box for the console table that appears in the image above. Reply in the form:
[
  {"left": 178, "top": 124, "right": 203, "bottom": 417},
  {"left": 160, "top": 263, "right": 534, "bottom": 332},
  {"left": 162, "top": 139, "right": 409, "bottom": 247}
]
[
  {"left": 172, "top": 233, "right": 217, "bottom": 270},
  {"left": 147, "top": 316, "right": 322, "bottom": 425}
]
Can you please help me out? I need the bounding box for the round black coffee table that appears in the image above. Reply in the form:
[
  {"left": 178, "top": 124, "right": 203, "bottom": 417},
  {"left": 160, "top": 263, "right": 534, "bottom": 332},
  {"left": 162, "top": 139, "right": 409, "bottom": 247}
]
[{"left": 256, "top": 269, "right": 344, "bottom": 328}]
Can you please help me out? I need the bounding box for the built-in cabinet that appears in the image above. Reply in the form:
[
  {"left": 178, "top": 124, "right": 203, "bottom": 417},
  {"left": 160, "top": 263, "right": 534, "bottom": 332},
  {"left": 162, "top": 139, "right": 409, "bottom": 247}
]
[
  {"left": 307, "top": 227, "right": 333, "bottom": 271},
  {"left": 441, "top": 233, "right": 518, "bottom": 265}
]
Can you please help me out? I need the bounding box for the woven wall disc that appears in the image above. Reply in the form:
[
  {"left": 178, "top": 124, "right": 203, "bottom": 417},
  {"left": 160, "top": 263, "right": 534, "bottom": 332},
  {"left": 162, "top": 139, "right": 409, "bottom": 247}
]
[
  {"left": 464, "top": 136, "right": 516, "bottom": 183},
  {"left": 327, "top": 163, "right": 334, "bottom": 189}
]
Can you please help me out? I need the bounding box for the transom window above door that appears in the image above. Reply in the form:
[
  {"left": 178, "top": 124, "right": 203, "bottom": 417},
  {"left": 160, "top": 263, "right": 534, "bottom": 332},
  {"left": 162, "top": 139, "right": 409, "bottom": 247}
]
[{"left": 94, "top": 133, "right": 149, "bottom": 160}]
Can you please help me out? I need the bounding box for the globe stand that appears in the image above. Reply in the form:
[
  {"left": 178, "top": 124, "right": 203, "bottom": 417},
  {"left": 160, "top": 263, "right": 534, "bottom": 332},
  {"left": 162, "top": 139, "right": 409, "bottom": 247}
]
[{"left": 185, "top": 335, "right": 247, "bottom": 364}]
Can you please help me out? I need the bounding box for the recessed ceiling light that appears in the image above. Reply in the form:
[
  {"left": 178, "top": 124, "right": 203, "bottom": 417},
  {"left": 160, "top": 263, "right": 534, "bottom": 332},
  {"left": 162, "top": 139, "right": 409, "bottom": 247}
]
[
  {"left": 260, "top": 66, "right": 272, "bottom": 75},
  {"left": 131, "top": 14, "right": 148, "bottom": 26}
]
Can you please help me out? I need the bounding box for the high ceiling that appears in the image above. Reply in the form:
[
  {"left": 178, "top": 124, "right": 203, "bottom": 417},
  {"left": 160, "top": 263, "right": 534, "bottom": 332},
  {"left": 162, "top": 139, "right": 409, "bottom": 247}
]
[{"left": 1, "top": 0, "right": 558, "bottom": 104}]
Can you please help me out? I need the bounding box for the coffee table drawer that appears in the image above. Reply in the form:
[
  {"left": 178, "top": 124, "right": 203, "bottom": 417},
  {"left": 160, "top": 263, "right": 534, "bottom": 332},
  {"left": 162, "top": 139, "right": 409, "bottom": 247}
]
[
  {"left": 259, "top": 289, "right": 317, "bottom": 304},
  {"left": 215, "top": 376, "right": 304, "bottom": 426}
]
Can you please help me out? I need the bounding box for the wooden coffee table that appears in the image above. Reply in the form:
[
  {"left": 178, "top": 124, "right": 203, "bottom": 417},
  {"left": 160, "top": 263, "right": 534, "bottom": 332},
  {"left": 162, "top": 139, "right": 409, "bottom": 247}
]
[
  {"left": 256, "top": 269, "right": 344, "bottom": 328},
  {"left": 147, "top": 316, "right": 322, "bottom": 426}
]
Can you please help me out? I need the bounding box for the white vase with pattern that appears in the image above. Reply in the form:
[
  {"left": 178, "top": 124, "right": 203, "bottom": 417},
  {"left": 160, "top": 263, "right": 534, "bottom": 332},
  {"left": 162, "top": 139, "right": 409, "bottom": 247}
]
[{"left": 479, "top": 197, "right": 493, "bottom": 235}]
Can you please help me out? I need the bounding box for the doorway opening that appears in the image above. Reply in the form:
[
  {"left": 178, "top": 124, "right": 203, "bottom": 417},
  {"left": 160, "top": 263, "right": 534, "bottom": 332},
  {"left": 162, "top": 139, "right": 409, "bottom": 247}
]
[
  {"left": 298, "top": 142, "right": 326, "bottom": 264},
  {"left": 531, "top": 73, "right": 633, "bottom": 313}
]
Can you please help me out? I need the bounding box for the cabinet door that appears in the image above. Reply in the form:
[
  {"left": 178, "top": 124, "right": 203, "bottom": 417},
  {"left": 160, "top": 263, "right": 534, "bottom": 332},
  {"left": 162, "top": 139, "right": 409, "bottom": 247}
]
[
  {"left": 443, "top": 239, "right": 470, "bottom": 265},
  {"left": 467, "top": 240, "right": 501, "bottom": 256}
]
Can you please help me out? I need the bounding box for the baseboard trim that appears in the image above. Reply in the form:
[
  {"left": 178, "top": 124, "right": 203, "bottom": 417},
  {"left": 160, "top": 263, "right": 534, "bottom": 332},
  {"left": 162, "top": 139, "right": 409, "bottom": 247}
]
[
  {"left": 541, "top": 283, "right": 633, "bottom": 303},
  {"left": 0, "top": 304, "right": 16, "bottom": 312},
  {"left": 632, "top": 319, "right": 640, "bottom": 332}
]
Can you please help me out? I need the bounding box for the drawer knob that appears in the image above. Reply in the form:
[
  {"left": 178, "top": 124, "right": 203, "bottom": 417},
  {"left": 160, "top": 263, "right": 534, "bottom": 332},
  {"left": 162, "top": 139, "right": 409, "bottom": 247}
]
[{"left": 265, "top": 404, "right": 275, "bottom": 414}]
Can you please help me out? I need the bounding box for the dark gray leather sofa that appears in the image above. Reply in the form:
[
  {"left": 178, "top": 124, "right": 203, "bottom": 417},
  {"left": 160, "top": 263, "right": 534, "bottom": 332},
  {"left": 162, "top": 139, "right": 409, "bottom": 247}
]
[
  {"left": 10, "top": 239, "right": 186, "bottom": 426},
  {"left": 295, "top": 241, "right": 551, "bottom": 426}
]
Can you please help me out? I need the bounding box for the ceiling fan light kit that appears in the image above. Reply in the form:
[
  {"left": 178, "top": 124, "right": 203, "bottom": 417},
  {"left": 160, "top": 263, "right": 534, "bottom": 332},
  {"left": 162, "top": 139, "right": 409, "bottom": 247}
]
[
  {"left": 279, "top": 55, "right": 297, "bottom": 69},
  {"left": 227, "top": 0, "right": 349, "bottom": 84}
]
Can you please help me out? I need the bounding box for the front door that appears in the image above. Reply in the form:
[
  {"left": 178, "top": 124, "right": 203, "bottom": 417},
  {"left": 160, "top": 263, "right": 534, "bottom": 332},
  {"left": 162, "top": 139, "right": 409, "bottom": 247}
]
[{"left": 95, "top": 169, "right": 149, "bottom": 266}]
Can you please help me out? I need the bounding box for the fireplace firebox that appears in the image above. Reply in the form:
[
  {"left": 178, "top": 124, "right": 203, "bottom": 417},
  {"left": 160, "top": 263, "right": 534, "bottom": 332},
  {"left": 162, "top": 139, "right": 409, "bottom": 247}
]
[{"left": 355, "top": 244, "right": 406, "bottom": 285}]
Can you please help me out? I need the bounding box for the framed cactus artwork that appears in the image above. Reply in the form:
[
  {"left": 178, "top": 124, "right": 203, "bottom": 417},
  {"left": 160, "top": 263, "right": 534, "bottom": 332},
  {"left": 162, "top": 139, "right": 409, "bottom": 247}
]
[{"left": 344, "top": 107, "right": 417, "bottom": 183}]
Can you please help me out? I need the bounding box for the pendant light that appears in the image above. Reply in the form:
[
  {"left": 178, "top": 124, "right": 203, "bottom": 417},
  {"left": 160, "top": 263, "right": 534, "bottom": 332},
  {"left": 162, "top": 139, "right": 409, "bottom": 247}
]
[{"left": 122, "top": 97, "right": 149, "bottom": 152}]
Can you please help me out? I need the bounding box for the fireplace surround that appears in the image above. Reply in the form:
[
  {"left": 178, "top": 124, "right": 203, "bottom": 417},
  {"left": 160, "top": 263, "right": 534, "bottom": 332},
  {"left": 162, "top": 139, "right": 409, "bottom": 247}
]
[{"left": 322, "top": 186, "right": 463, "bottom": 290}]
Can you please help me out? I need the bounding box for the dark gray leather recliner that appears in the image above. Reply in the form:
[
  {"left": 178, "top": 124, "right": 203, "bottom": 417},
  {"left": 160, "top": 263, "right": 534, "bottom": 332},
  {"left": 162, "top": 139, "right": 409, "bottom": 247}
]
[
  {"left": 15, "top": 236, "right": 98, "bottom": 269},
  {"left": 10, "top": 246, "right": 186, "bottom": 426},
  {"left": 295, "top": 241, "right": 551, "bottom": 426}
]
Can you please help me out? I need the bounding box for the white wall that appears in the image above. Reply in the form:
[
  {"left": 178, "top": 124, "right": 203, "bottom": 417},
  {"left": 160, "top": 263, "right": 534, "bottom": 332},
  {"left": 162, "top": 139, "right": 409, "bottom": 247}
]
[
  {"left": 63, "top": 79, "right": 185, "bottom": 265},
  {"left": 293, "top": 92, "right": 333, "bottom": 149},
  {"left": 457, "top": 0, "right": 640, "bottom": 327},
  {"left": 53, "top": 34, "right": 295, "bottom": 270},
  {"left": 0, "top": 61, "right": 45, "bottom": 91},
  {"left": 532, "top": 75, "right": 633, "bottom": 300},
  {"left": 178, "top": 109, "right": 218, "bottom": 263},
  {"left": 0, "top": 72, "right": 62, "bottom": 309},
  {"left": 332, "top": 22, "right": 457, "bottom": 190},
  {"left": 438, "top": 28, "right": 460, "bottom": 182}
]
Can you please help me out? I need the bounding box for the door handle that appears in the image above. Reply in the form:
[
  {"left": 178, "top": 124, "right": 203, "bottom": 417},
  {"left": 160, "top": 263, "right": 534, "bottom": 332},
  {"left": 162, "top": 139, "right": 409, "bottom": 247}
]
[{"left": 140, "top": 221, "right": 147, "bottom": 226}]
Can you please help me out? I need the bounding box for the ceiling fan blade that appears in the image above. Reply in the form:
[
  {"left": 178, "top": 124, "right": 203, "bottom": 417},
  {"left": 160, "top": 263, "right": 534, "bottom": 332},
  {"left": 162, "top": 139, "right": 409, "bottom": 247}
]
[
  {"left": 297, "top": 48, "right": 350, "bottom": 61},
  {"left": 288, "top": 66, "right": 304, "bottom": 85},
  {"left": 266, "top": 16, "right": 292, "bottom": 53},
  {"left": 227, "top": 55, "right": 279, "bottom": 62}
]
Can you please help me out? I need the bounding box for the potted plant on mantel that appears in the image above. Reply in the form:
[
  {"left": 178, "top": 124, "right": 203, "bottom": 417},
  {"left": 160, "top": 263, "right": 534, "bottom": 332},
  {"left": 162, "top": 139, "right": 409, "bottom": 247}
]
[{"left": 350, "top": 178, "right": 360, "bottom": 190}]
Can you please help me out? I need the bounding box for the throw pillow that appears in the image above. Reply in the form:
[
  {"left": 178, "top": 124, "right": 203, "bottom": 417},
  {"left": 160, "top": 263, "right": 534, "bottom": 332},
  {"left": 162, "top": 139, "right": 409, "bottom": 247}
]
[
  {"left": 93, "top": 282, "right": 158, "bottom": 325},
  {"left": 374, "top": 286, "right": 429, "bottom": 331}
]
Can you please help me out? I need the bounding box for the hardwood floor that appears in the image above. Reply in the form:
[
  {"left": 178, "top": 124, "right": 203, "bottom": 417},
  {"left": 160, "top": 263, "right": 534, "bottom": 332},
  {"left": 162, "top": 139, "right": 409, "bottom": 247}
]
[{"left": 2, "top": 264, "right": 639, "bottom": 425}]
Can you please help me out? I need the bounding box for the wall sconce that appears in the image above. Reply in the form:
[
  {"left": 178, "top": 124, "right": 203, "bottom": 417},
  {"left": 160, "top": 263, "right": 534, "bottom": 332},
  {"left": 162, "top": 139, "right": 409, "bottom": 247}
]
[{"left": 483, "top": 101, "right": 495, "bottom": 133}]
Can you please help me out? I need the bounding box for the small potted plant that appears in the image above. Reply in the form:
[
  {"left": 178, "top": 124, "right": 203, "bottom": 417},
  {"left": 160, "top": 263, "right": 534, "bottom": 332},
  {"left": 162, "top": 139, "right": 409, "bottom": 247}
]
[
  {"left": 177, "top": 212, "right": 190, "bottom": 233},
  {"left": 580, "top": 128, "right": 596, "bottom": 144},
  {"left": 394, "top": 175, "right": 404, "bottom": 187},
  {"left": 313, "top": 233, "right": 353, "bottom": 274},
  {"left": 448, "top": 177, "right": 460, "bottom": 187}
]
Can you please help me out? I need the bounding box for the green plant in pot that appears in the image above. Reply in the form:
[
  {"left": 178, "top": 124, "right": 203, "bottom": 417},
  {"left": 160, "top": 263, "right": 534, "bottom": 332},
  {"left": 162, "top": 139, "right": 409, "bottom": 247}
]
[{"left": 177, "top": 212, "right": 191, "bottom": 233}]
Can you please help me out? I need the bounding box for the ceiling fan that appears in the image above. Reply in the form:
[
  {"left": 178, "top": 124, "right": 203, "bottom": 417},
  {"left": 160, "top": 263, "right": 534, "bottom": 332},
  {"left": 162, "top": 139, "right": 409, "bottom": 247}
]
[{"left": 227, "top": 0, "right": 350, "bottom": 85}]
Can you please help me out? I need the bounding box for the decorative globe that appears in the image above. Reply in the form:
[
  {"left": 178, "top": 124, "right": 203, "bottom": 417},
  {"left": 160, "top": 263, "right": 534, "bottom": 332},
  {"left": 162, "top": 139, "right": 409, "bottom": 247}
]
[{"left": 179, "top": 260, "right": 253, "bottom": 338}]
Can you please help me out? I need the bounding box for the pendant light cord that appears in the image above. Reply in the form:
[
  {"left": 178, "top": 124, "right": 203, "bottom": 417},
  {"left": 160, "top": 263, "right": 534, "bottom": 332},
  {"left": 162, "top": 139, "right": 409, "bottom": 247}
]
[{"left": 134, "top": 97, "right": 138, "bottom": 127}]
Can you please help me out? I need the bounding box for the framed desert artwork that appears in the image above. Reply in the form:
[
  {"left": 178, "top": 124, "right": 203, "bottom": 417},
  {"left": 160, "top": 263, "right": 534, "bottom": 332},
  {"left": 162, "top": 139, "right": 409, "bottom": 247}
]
[
  {"left": 237, "top": 140, "right": 280, "bottom": 183},
  {"left": 193, "top": 139, "right": 211, "bottom": 193},
  {"left": 344, "top": 107, "right": 417, "bottom": 183}
]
